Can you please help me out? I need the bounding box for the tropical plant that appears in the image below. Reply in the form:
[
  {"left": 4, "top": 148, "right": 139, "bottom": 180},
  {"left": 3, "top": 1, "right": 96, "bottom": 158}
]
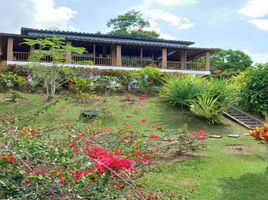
[
  {"left": 160, "top": 75, "right": 200, "bottom": 109},
  {"left": 190, "top": 93, "right": 228, "bottom": 124},
  {"left": 190, "top": 79, "right": 236, "bottom": 124}
]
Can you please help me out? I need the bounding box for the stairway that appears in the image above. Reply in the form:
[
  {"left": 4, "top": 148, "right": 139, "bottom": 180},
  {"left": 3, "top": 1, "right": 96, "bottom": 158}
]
[{"left": 223, "top": 107, "right": 264, "bottom": 130}]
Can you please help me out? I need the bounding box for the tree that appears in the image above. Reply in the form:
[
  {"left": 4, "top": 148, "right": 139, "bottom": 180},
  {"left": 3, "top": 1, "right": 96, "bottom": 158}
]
[
  {"left": 23, "top": 36, "right": 85, "bottom": 101},
  {"left": 211, "top": 49, "right": 253, "bottom": 71},
  {"left": 239, "top": 63, "right": 268, "bottom": 114},
  {"left": 107, "top": 10, "right": 160, "bottom": 39}
]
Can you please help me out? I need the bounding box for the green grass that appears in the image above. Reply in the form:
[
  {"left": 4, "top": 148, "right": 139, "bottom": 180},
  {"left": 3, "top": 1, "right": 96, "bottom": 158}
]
[{"left": 0, "top": 92, "right": 267, "bottom": 199}]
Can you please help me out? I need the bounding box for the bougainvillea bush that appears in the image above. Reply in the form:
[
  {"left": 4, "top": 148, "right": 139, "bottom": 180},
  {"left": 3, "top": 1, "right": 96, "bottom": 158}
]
[
  {"left": 0, "top": 120, "right": 152, "bottom": 199},
  {"left": 0, "top": 110, "right": 207, "bottom": 199}
]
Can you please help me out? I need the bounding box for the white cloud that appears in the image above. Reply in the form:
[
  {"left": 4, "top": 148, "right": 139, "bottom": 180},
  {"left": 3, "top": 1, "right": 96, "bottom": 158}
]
[
  {"left": 146, "top": 9, "right": 194, "bottom": 30},
  {"left": 32, "top": 0, "right": 76, "bottom": 30},
  {"left": 244, "top": 50, "right": 268, "bottom": 64},
  {"left": 145, "top": 19, "right": 176, "bottom": 40},
  {"left": 239, "top": 0, "right": 268, "bottom": 18},
  {"left": 239, "top": 0, "right": 268, "bottom": 31},
  {"left": 144, "top": 0, "right": 198, "bottom": 6},
  {"left": 0, "top": 0, "right": 77, "bottom": 33},
  {"left": 248, "top": 19, "right": 268, "bottom": 31}
]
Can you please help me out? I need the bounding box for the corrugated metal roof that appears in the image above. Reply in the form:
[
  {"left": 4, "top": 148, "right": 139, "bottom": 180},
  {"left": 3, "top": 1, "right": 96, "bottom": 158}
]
[{"left": 21, "top": 27, "right": 194, "bottom": 48}]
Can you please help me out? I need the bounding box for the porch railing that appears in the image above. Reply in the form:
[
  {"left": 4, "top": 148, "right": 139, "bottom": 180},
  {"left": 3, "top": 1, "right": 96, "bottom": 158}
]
[
  {"left": 13, "top": 51, "right": 53, "bottom": 62},
  {"left": 13, "top": 52, "right": 206, "bottom": 71}
]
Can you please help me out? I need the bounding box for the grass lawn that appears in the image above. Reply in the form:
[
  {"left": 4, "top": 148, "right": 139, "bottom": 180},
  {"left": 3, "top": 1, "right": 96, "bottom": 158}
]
[{"left": 0, "top": 92, "right": 267, "bottom": 199}]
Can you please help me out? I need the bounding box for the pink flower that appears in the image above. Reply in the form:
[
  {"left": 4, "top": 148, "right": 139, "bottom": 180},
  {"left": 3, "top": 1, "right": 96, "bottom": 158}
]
[
  {"left": 192, "top": 130, "right": 207, "bottom": 140},
  {"left": 139, "top": 94, "right": 146, "bottom": 101},
  {"left": 69, "top": 142, "right": 76, "bottom": 148}
]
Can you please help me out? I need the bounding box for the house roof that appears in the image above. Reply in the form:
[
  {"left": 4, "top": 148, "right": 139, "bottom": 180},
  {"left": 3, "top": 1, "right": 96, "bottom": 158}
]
[{"left": 20, "top": 27, "right": 195, "bottom": 48}]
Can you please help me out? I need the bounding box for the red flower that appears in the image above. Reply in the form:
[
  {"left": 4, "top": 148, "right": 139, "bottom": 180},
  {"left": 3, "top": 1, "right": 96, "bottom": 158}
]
[
  {"left": 126, "top": 115, "right": 132, "bottom": 118},
  {"left": 0, "top": 154, "right": 15, "bottom": 163},
  {"left": 69, "top": 142, "right": 76, "bottom": 148},
  {"left": 24, "top": 178, "right": 30, "bottom": 184},
  {"left": 8, "top": 155, "right": 15, "bottom": 163},
  {"left": 150, "top": 133, "right": 159, "bottom": 139},
  {"left": 58, "top": 178, "right": 66, "bottom": 184},
  {"left": 85, "top": 140, "right": 91, "bottom": 145},
  {"left": 67, "top": 79, "right": 73, "bottom": 85},
  {"left": 74, "top": 170, "right": 84, "bottom": 180},
  {"left": 73, "top": 148, "right": 83, "bottom": 154},
  {"left": 139, "top": 119, "right": 148, "bottom": 123}
]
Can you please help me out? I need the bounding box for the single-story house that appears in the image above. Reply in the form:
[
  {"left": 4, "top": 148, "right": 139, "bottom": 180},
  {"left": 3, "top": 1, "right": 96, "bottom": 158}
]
[{"left": 0, "top": 27, "right": 220, "bottom": 75}]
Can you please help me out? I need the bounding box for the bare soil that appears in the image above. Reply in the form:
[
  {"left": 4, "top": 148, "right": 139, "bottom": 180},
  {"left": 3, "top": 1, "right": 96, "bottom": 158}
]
[{"left": 225, "top": 144, "right": 256, "bottom": 154}]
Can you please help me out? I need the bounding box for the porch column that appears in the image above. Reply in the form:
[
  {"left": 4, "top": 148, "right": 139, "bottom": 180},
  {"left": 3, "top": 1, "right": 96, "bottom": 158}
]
[
  {"left": 205, "top": 51, "right": 211, "bottom": 71},
  {"left": 180, "top": 50, "right": 187, "bottom": 70},
  {"left": 111, "top": 45, "right": 116, "bottom": 66},
  {"left": 7, "top": 37, "right": 14, "bottom": 61},
  {"left": 66, "top": 41, "right": 72, "bottom": 64},
  {"left": 162, "top": 48, "right": 167, "bottom": 69},
  {"left": 116, "top": 45, "right": 122, "bottom": 66}
]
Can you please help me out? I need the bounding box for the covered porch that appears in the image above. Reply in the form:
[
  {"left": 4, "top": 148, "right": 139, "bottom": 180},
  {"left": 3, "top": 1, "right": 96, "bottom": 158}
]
[{"left": 1, "top": 31, "right": 218, "bottom": 75}]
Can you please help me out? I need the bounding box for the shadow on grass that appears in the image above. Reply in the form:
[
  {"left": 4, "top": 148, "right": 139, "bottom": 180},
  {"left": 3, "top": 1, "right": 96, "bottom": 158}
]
[{"left": 218, "top": 172, "right": 268, "bottom": 200}]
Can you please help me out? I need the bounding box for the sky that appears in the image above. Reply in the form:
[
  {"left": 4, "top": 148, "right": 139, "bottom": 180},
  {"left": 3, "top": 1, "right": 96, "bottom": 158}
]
[{"left": 0, "top": 0, "right": 268, "bottom": 63}]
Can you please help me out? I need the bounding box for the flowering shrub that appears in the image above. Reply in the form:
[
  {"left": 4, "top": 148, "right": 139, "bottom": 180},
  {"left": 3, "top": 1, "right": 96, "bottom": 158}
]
[
  {"left": 0, "top": 124, "right": 152, "bottom": 199},
  {"left": 249, "top": 119, "right": 268, "bottom": 144},
  {"left": 162, "top": 125, "right": 207, "bottom": 154}
]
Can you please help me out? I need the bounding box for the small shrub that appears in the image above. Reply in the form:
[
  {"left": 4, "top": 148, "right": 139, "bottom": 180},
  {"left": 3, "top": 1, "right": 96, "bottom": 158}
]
[{"left": 162, "top": 125, "right": 207, "bottom": 154}]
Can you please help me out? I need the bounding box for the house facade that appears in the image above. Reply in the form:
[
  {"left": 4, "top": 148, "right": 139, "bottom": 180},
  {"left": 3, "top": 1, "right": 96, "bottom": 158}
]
[{"left": 0, "top": 27, "right": 219, "bottom": 75}]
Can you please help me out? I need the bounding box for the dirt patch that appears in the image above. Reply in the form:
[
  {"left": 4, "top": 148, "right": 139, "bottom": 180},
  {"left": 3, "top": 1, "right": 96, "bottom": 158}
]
[
  {"left": 225, "top": 144, "right": 256, "bottom": 154},
  {"left": 2, "top": 97, "right": 29, "bottom": 104},
  {"left": 150, "top": 149, "right": 204, "bottom": 168},
  {"left": 177, "top": 178, "right": 197, "bottom": 186}
]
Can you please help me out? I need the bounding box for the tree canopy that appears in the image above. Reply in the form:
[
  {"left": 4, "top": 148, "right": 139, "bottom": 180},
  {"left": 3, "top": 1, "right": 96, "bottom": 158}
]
[
  {"left": 106, "top": 10, "right": 160, "bottom": 39},
  {"left": 211, "top": 49, "right": 253, "bottom": 71}
]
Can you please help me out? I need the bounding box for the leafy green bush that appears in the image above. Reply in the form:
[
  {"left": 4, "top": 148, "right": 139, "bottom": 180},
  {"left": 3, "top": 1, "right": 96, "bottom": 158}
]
[
  {"left": 160, "top": 75, "right": 200, "bottom": 109},
  {"left": 135, "top": 67, "right": 161, "bottom": 80},
  {"left": 239, "top": 64, "right": 268, "bottom": 114}
]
